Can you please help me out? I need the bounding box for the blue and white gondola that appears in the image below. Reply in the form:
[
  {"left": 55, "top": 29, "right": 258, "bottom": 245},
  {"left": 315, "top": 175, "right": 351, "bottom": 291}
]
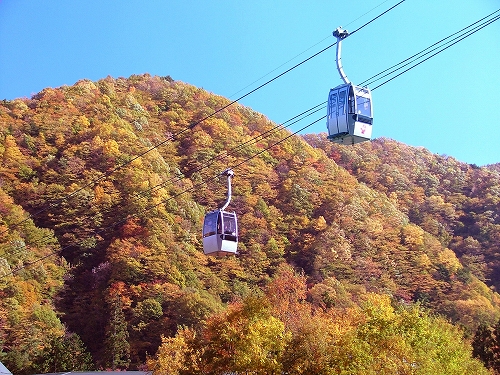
[
  {"left": 327, "top": 27, "right": 373, "bottom": 145},
  {"left": 202, "top": 169, "right": 238, "bottom": 256}
]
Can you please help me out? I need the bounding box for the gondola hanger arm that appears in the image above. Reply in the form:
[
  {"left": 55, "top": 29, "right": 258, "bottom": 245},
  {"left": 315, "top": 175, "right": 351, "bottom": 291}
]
[
  {"left": 333, "top": 26, "right": 351, "bottom": 85},
  {"left": 219, "top": 168, "right": 234, "bottom": 211}
]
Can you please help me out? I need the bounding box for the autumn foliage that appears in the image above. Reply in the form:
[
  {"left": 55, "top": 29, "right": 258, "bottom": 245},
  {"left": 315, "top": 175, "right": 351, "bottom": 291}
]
[{"left": 0, "top": 74, "right": 499, "bottom": 373}]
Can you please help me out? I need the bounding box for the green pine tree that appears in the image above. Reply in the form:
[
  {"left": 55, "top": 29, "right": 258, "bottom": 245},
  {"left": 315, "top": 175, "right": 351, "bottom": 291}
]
[{"left": 104, "top": 295, "right": 130, "bottom": 370}]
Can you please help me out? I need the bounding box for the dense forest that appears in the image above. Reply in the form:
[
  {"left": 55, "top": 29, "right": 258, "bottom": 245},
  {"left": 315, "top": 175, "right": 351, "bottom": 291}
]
[{"left": 1, "top": 74, "right": 499, "bottom": 374}]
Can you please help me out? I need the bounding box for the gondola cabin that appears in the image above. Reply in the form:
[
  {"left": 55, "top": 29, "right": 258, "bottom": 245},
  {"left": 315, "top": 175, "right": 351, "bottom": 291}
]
[
  {"left": 327, "top": 83, "right": 373, "bottom": 144},
  {"left": 202, "top": 209, "right": 238, "bottom": 256}
]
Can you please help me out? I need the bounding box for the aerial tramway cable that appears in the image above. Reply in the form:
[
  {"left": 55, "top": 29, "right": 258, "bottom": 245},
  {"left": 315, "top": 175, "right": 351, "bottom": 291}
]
[
  {"left": 4, "top": 4, "right": 500, "bottom": 273},
  {"left": 0, "top": 103, "right": 326, "bottom": 261},
  {"left": 0, "top": 113, "right": 326, "bottom": 277},
  {"left": 9, "top": 2, "right": 500, "bottom": 273},
  {"left": 0, "top": 1, "right": 405, "bottom": 239},
  {"left": 227, "top": 0, "right": 396, "bottom": 100},
  {"left": 361, "top": 8, "right": 500, "bottom": 88},
  {"left": 371, "top": 13, "right": 500, "bottom": 90}
]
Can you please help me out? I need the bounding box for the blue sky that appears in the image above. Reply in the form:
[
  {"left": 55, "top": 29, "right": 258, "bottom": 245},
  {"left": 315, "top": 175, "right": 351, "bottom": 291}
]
[{"left": 1, "top": 1, "right": 499, "bottom": 166}]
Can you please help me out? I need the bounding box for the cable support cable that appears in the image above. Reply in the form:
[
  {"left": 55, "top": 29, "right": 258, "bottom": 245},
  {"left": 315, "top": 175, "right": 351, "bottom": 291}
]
[
  {"left": 344, "top": 0, "right": 393, "bottom": 28},
  {"left": 227, "top": 38, "right": 331, "bottom": 99},
  {"left": 348, "top": 0, "right": 405, "bottom": 37},
  {"left": 0, "top": 102, "right": 326, "bottom": 260},
  {"left": 131, "top": 103, "right": 326, "bottom": 199},
  {"left": 0, "top": 0, "right": 404, "bottom": 240},
  {"left": 0, "top": 43, "right": 331, "bottom": 238},
  {"left": 74, "top": 102, "right": 325, "bottom": 221},
  {"left": 228, "top": 0, "right": 397, "bottom": 99},
  {"left": 0, "top": 114, "right": 325, "bottom": 279},
  {"left": 2, "top": 1, "right": 494, "bottom": 264},
  {"left": 4, "top": 1, "right": 496, "bottom": 275},
  {"left": 361, "top": 8, "right": 500, "bottom": 87},
  {"left": 8, "top": 0, "right": 494, "bottom": 273},
  {"left": 371, "top": 13, "right": 500, "bottom": 90}
]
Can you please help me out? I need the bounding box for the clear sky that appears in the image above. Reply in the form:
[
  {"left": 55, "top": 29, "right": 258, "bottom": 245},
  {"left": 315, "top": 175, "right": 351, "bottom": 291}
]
[{"left": 1, "top": 0, "right": 499, "bottom": 166}]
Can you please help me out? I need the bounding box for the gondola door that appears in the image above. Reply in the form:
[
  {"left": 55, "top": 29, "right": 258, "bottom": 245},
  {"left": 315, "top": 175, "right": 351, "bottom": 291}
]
[
  {"left": 337, "top": 86, "right": 348, "bottom": 134},
  {"left": 327, "top": 90, "right": 338, "bottom": 137}
]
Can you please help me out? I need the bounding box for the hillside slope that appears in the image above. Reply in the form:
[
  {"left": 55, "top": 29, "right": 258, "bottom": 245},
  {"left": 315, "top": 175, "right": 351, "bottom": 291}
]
[
  {"left": 304, "top": 135, "right": 500, "bottom": 291},
  {"left": 0, "top": 74, "right": 498, "bottom": 372}
]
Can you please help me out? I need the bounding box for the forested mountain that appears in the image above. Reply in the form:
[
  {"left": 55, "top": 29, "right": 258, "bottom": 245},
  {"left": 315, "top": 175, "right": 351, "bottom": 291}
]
[
  {"left": 304, "top": 135, "right": 500, "bottom": 291},
  {"left": 0, "top": 74, "right": 498, "bottom": 374}
]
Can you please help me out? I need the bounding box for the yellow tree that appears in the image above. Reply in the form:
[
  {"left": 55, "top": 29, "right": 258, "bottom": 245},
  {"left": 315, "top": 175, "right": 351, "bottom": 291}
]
[
  {"left": 147, "top": 296, "right": 289, "bottom": 375},
  {"left": 334, "top": 293, "right": 490, "bottom": 375},
  {"left": 200, "top": 295, "right": 290, "bottom": 375},
  {"left": 146, "top": 327, "right": 200, "bottom": 375}
]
